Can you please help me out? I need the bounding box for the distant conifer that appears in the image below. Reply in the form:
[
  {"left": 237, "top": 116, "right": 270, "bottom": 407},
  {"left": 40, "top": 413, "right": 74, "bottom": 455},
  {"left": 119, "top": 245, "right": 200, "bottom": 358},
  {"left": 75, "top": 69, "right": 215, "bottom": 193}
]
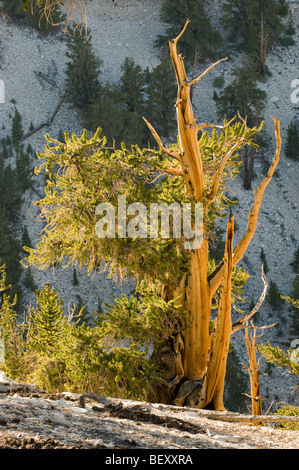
[{"left": 285, "top": 121, "right": 299, "bottom": 160}]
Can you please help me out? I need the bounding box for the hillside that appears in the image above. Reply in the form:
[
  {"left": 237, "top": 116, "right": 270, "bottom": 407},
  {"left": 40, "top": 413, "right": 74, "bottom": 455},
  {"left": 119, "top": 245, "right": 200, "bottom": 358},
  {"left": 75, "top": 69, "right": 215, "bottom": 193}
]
[
  {"left": 1, "top": 373, "right": 299, "bottom": 450},
  {"left": 0, "top": 0, "right": 298, "bottom": 417}
]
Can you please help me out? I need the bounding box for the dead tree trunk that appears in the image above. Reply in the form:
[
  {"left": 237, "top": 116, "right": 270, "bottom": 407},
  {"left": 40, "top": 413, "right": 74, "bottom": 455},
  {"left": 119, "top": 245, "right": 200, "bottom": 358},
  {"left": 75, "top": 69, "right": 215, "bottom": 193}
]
[
  {"left": 244, "top": 323, "right": 263, "bottom": 416},
  {"left": 144, "top": 20, "right": 281, "bottom": 410}
]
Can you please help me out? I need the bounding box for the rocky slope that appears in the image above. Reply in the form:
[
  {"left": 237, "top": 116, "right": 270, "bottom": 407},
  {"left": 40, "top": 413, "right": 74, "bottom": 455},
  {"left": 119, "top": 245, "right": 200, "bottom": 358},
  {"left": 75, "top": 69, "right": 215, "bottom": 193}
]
[
  {"left": 0, "top": 373, "right": 299, "bottom": 450},
  {"left": 0, "top": 0, "right": 298, "bottom": 416}
]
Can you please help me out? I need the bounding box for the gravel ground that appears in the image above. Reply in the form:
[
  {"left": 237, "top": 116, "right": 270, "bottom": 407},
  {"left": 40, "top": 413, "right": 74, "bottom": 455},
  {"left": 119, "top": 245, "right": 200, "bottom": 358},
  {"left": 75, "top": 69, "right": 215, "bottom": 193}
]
[{"left": 0, "top": 375, "right": 299, "bottom": 450}]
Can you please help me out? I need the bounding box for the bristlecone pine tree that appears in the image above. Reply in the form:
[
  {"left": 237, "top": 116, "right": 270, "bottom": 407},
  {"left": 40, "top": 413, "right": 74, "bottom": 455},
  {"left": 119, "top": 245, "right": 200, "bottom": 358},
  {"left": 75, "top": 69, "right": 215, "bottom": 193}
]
[
  {"left": 285, "top": 121, "right": 299, "bottom": 160},
  {"left": 25, "top": 22, "right": 281, "bottom": 410}
]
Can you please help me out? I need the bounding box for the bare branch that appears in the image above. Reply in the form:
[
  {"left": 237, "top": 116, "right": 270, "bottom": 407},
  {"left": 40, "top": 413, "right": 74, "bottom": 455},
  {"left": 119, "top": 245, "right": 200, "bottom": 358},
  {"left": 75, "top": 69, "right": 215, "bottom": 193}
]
[
  {"left": 187, "top": 58, "right": 227, "bottom": 87},
  {"left": 209, "top": 117, "right": 281, "bottom": 296},
  {"left": 0, "top": 10, "right": 13, "bottom": 36},
  {"left": 206, "top": 134, "right": 247, "bottom": 207},
  {"left": 142, "top": 117, "right": 181, "bottom": 162},
  {"left": 232, "top": 265, "right": 268, "bottom": 334},
  {"left": 196, "top": 116, "right": 237, "bottom": 132},
  {"left": 24, "top": 0, "right": 88, "bottom": 32},
  {"left": 163, "top": 167, "right": 184, "bottom": 176},
  {"left": 170, "top": 18, "right": 191, "bottom": 45}
]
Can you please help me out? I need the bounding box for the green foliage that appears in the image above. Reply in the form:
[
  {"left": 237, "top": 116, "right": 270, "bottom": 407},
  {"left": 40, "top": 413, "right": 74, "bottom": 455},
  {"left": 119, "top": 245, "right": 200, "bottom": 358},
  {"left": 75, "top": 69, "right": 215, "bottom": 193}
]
[
  {"left": 279, "top": 35, "right": 295, "bottom": 46},
  {"left": 73, "top": 294, "right": 90, "bottom": 326},
  {"left": 27, "top": 283, "right": 65, "bottom": 351},
  {"left": 0, "top": 286, "right": 24, "bottom": 379},
  {"left": 0, "top": 106, "right": 36, "bottom": 303},
  {"left": 260, "top": 248, "right": 269, "bottom": 274},
  {"left": 0, "top": 138, "right": 9, "bottom": 159},
  {"left": 119, "top": 57, "right": 146, "bottom": 116},
  {"left": 25, "top": 120, "right": 260, "bottom": 286},
  {"left": 156, "top": 0, "right": 222, "bottom": 62},
  {"left": 288, "top": 277, "right": 299, "bottom": 339},
  {"left": 272, "top": 405, "right": 299, "bottom": 430},
  {"left": 72, "top": 268, "right": 79, "bottom": 286},
  {"left": 276, "top": 0, "right": 289, "bottom": 16},
  {"left": 0, "top": 275, "right": 165, "bottom": 399},
  {"left": 64, "top": 23, "right": 102, "bottom": 110},
  {"left": 11, "top": 107, "right": 23, "bottom": 146},
  {"left": 2, "top": 0, "right": 62, "bottom": 34},
  {"left": 267, "top": 279, "right": 283, "bottom": 309},
  {"left": 259, "top": 292, "right": 299, "bottom": 424},
  {"left": 258, "top": 341, "right": 299, "bottom": 376},
  {"left": 0, "top": 153, "right": 23, "bottom": 296},
  {"left": 145, "top": 54, "right": 177, "bottom": 139},
  {"left": 285, "top": 121, "right": 299, "bottom": 160},
  {"left": 293, "top": 247, "right": 299, "bottom": 275},
  {"left": 99, "top": 280, "right": 183, "bottom": 348},
  {"left": 213, "top": 75, "right": 225, "bottom": 89},
  {"left": 216, "top": 60, "right": 267, "bottom": 127},
  {"left": 22, "top": 226, "right": 32, "bottom": 251},
  {"left": 64, "top": 25, "right": 177, "bottom": 147},
  {"left": 63, "top": 23, "right": 177, "bottom": 148},
  {"left": 16, "top": 144, "right": 34, "bottom": 191},
  {"left": 23, "top": 267, "right": 37, "bottom": 291},
  {"left": 284, "top": 11, "right": 296, "bottom": 36},
  {"left": 221, "top": 0, "right": 287, "bottom": 52},
  {"left": 83, "top": 83, "right": 135, "bottom": 146},
  {"left": 83, "top": 56, "right": 177, "bottom": 147}
]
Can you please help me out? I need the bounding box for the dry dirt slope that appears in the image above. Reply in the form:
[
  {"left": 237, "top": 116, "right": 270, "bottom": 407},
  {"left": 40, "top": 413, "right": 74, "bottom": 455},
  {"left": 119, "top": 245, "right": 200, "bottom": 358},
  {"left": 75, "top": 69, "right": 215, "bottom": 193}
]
[{"left": 0, "top": 375, "right": 299, "bottom": 450}]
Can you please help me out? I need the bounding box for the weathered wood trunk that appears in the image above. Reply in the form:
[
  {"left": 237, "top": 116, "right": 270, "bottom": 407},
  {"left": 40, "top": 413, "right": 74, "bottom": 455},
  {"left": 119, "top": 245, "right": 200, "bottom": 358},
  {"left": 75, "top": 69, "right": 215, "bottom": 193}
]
[
  {"left": 183, "top": 242, "right": 211, "bottom": 381},
  {"left": 244, "top": 325, "right": 263, "bottom": 416},
  {"left": 145, "top": 21, "right": 281, "bottom": 410}
]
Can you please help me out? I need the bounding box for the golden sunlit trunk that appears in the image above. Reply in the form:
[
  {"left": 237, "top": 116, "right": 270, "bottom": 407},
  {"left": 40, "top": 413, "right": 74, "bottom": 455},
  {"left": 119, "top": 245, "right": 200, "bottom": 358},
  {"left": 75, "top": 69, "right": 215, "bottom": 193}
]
[
  {"left": 183, "top": 241, "right": 211, "bottom": 380},
  {"left": 144, "top": 20, "right": 281, "bottom": 410}
]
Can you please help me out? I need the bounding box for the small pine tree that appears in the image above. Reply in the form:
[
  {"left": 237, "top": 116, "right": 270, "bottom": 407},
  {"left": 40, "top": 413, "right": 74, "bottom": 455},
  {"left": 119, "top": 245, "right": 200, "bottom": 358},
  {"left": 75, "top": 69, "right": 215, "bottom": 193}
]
[
  {"left": 0, "top": 273, "right": 24, "bottom": 380},
  {"left": 267, "top": 279, "right": 283, "bottom": 308},
  {"left": 145, "top": 54, "right": 177, "bottom": 139},
  {"left": 11, "top": 107, "right": 24, "bottom": 146},
  {"left": 221, "top": 0, "right": 287, "bottom": 52},
  {"left": 260, "top": 247, "right": 269, "bottom": 274},
  {"left": 27, "top": 283, "right": 65, "bottom": 352},
  {"left": 156, "top": 0, "right": 222, "bottom": 62},
  {"left": 285, "top": 121, "right": 299, "bottom": 160},
  {"left": 64, "top": 24, "right": 102, "bottom": 111},
  {"left": 293, "top": 247, "right": 299, "bottom": 274},
  {"left": 2, "top": 0, "right": 62, "bottom": 33},
  {"left": 22, "top": 226, "right": 32, "bottom": 251},
  {"left": 58, "top": 130, "right": 65, "bottom": 143},
  {"left": 16, "top": 144, "right": 33, "bottom": 191},
  {"left": 74, "top": 294, "right": 91, "bottom": 326},
  {"left": 216, "top": 60, "right": 266, "bottom": 127},
  {"left": 24, "top": 267, "right": 37, "bottom": 291},
  {"left": 72, "top": 268, "right": 79, "bottom": 286},
  {"left": 120, "top": 57, "right": 146, "bottom": 115}
]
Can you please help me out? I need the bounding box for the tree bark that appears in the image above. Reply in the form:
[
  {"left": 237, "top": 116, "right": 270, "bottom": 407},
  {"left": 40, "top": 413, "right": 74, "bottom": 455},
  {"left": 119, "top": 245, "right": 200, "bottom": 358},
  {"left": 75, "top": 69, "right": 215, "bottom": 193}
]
[
  {"left": 244, "top": 324, "right": 263, "bottom": 416},
  {"left": 202, "top": 217, "right": 234, "bottom": 410},
  {"left": 144, "top": 20, "right": 281, "bottom": 410}
]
